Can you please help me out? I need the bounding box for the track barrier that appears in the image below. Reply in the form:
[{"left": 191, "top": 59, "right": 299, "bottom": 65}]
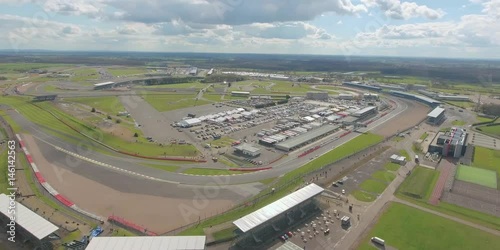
[{"left": 108, "top": 216, "right": 158, "bottom": 236}]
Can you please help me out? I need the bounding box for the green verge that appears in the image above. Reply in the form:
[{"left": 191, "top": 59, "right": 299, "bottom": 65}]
[
  {"left": 357, "top": 203, "right": 500, "bottom": 250},
  {"left": 179, "top": 133, "right": 383, "bottom": 235},
  {"left": 472, "top": 146, "right": 500, "bottom": 177},
  {"left": 64, "top": 96, "right": 126, "bottom": 115},
  {"left": 384, "top": 162, "right": 401, "bottom": 171},
  {"left": 451, "top": 120, "right": 467, "bottom": 126},
  {"left": 111, "top": 227, "right": 137, "bottom": 236},
  {"left": 143, "top": 164, "right": 180, "bottom": 173},
  {"left": 371, "top": 170, "right": 396, "bottom": 183},
  {"left": 478, "top": 124, "right": 500, "bottom": 136},
  {"left": 456, "top": 165, "right": 497, "bottom": 189},
  {"left": 398, "top": 149, "right": 410, "bottom": 159},
  {"left": 212, "top": 226, "right": 237, "bottom": 241},
  {"left": 419, "top": 132, "right": 428, "bottom": 140},
  {"left": 397, "top": 166, "right": 438, "bottom": 200},
  {"left": 352, "top": 190, "right": 376, "bottom": 202},
  {"left": 141, "top": 94, "right": 211, "bottom": 112},
  {"left": 359, "top": 179, "right": 388, "bottom": 194}
]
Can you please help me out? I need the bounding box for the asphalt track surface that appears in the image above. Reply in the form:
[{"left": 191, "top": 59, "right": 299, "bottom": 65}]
[{"left": 7, "top": 96, "right": 409, "bottom": 187}]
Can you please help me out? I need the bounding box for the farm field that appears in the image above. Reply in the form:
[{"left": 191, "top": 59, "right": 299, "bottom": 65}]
[
  {"left": 397, "top": 166, "right": 439, "bottom": 200},
  {"left": 357, "top": 203, "right": 500, "bottom": 250},
  {"left": 141, "top": 93, "right": 211, "bottom": 112},
  {"left": 456, "top": 165, "right": 497, "bottom": 189},
  {"left": 107, "top": 67, "right": 149, "bottom": 76}
]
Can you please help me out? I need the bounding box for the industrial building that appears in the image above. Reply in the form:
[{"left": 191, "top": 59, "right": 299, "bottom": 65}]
[
  {"left": 94, "top": 81, "right": 115, "bottom": 90},
  {"left": 178, "top": 118, "right": 201, "bottom": 128},
  {"left": 85, "top": 236, "right": 206, "bottom": 250},
  {"left": 306, "top": 91, "right": 329, "bottom": 100},
  {"left": 427, "top": 107, "right": 446, "bottom": 125},
  {"left": 188, "top": 67, "right": 198, "bottom": 75},
  {"left": 231, "top": 91, "right": 250, "bottom": 97},
  {"left": 388, "top": 90, "right": 441, "bottom": 107},
  {"left": 428, "top": 127, "right": 468, "bottom": 158},
  {"left": 351, "top": 106, "right": 378, "bottom": 119},
  {"left": 232, "top": 184, "right": 324, "bottom": 248},
  {"left": 437, "top": 95, "right": 470, "bottom": 102},
  {"left": 0, "top": 193, "right": 60, "bottom": 249},
  {"left": 390, "top": 154, "right": 407, "bottom": 164},
  {"left": 376, "top": 84, "right": 406, "bottom": 91},
  {"left": 275, "top": 125, "right": 339, "bottom": 151},
  {"left": 342, "top": 82, "right": 382, "bottom": 92},
  {"left": 338, "top": 93, "right": 354, "bottom": 100},
  {"left": 234, "top": 143, "right": 261, "bottom": 157},
  {"left": 363, "top": 93, "right": 379, "bottom": 100}
]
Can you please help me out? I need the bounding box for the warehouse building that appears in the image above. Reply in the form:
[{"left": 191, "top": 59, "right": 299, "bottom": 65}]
[
  {"left": 338, "top": 93, "right": 354, "bottom": 100},
  {"left": 389, "top": 90, "right": 441, "bottom": 107},
  {"left": 351, "top": 106, "right": 377, "bottom": 119},
  {"left": 363, "top": 93, "right": 379, "bottom": 101},
  {"left": 427, "top": 107, "right": 446, "bottom": 125},
  {"left": 428, "top": 127, "right": 468, "bottom": 158},
  {"left": 275, "top": 125, "right": 339, "bottom": 151},
  {"left": 94, "top": 81, "right": 115, "bottom": 90},
  {"left": 178, "top": 118, "right": 201, "bottom": 128},
  {"left": 234, "top": 143, "right": 261, "bottom": 157},
  {"left": 437, "top": 95, "right": 470, "bottom": 102},
  {"left": 231, "top": 91, "right": 250, "bottom": 97},
  {"left": 306, "top": 91, "right": 329, "bottom": 101},
  {"left": 342, "top": 82, "right": 382, "bottom": 92},
  {"left": 85, "top": 236, "right": 206, "bottom": 250}
]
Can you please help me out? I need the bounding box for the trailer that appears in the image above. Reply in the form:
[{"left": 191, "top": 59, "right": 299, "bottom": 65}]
[{"left": 371, "top": 237, "right": 385, "bottom": 246}]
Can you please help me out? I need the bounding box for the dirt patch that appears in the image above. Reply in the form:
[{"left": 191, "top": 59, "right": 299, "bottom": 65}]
[
  {"left": 374, "top": 99, "right": 430, "bottom": 137},
  {"left": 100, "top": 123, "right": 136, "bottom": 142}
]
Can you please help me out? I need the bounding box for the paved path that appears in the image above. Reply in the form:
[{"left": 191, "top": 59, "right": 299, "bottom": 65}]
[{"left": 429, "top": 159, "right": 453, "bottom": 205}]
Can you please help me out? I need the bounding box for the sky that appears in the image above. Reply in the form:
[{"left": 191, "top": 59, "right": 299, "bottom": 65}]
[{"left": 0, "top": 0, "right": 499, "bottom": 59}]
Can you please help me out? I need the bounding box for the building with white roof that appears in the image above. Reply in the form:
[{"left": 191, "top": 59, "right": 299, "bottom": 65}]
[{"left": 85, "top": 236, "right": 206, "bottom": 250}]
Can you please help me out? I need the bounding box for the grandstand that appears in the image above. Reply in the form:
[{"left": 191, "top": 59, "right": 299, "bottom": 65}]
[
  {"left": 388, "top": 90, "right": 441, "bottom": 107},
  {"left": 32, "top": 95, "right": 57, "bottom": 102},
  {"left": 232, "top": 184, "right": 324, "bottom": 249},
  {"left": 275, "top": 125, "right": 339, "bottom": 152},
  {"left": 427, "top": 107, "right": 446, "bottom": 125},
  {"left": 0, "top": 193, "right": 60, "bottom": 249},
  {"left": 342, "top": 82, "right": 382, "bottom": 92},
  {"left": 93, "top": 82, "right": 115, "bottom": 90},
  {"left": 351, "top": 106, "right": 377, "bottom": 119},
  {"left": 85, "top": 236, "right": 206, "bottom": 250}
]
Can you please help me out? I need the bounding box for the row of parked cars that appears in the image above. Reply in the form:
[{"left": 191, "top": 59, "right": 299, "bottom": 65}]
[{"left": 279, "top": 231, "right": 294, "bottom": 242}]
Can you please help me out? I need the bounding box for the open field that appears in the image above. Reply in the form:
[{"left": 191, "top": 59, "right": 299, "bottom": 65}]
[
  {"left": 371, "top": 170, "right": 396, "bottom": 182},
  {"left": 141, "top": 93, "right": 211, "bottom": 112},
  {"left": 456, "top": 165, "right": 497, "bottom": 189},
  {"left": 357, "top": 203, "right": 500, "bottom": 250},
  {"left": 359, "top": 179, "right": 388, "bottom": 194},
  {"left": 210, "top": 137, "right": 235, "bottom": 147},
  {"left": 397, "top": 167, "right": 439, "bottom": 200},
  {"left": 107, "top": 67, "right": 149, "bottom": 76},
  {"left": 445, "top": 100, "right": 475, "bottom": 109},
  {"left": 473, "top": 146, "right": 500, "bottom": 176},
  {"left": 352, "top": 190, "right": 377, "bottom": 202},
  {"left": 69, "top": 68, "right": 99, "bottom": 82},
  {"left": 64, "top": 96, "right": 126, "bottom": 115},
  {"left": 0, "top": 63, "right": 70, "bottom": 74},
  {"left": 384, "top": 162, "right": 400, "bottom": 171},
  {"left": 451, "top": 119, "right": 467, "bottom": 126},
  {"left": 476, "top": 116, "right": 494, "bottom": 123},
  {"left": 478, "top": 124, "right": 500, "bottom": 137}
]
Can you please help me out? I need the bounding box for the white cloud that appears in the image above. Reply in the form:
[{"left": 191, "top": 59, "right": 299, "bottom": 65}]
[
  {"left": 42, "top": 0, "right": 104, "bottom": 18},
  {"left": 337, "top": 20, "right": 343, "bottom": 25},
  {"left": 238, "top": 22, "right": 333, "bottom": 40},
  {"left": 482, "top": 0, "right": 500, "bottom": 18},
  {"left": 362, "top": 0, "right": 445, "bottom": 19},
  {"left": 104, "top": 0, "right": 367, "bottom": 25}
]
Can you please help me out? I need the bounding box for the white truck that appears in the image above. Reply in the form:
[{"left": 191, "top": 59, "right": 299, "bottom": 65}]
[{"left": 371, "top": 237, "right": 385, "bottom": 246}]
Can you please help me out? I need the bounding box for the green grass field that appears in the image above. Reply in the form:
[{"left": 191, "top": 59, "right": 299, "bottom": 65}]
[
  {"left": 419, "top": 132, "right": 428, "bottom": 140},
  {"left": 445, "top": 101, "right": 475, "bottom": 109},
  {"left": 399, "top": 149, "right": 410, "bottom": 159},
  {"left": 182, "top": 168, "right": 245, "bottom": 176},
  {"left": 456, "top": 165, "right": 497, "bottom": 189},
  {"left": 371, "top": 170, "right": 396, "bottom": 183},
  {"left": 478, "top": 124, "right": 500, "bottom": 137},
  {"left": 359, "top": 179, "right": 388, "bottom": 194},
  {"left": 69, "top": 68, "right": 99, "bottom": 82},
  {"left": 107, "top": 67, "right": 148, "bottom": 77},
  {"left": 384, "top": 162, "right": 401, "bottom": 171},
  {"left": 476, "top": 116, "right": 494, "bottom": 123},
  {"left": 142, "top": 94, "right": 211, "bottom": 112},
  {"left": 452, "top": 120, "right": 467, "bottom": 126},
  {"left": 0, "top": 63, "right": 70, "bottom": 74},
  {"left": 65, "top": 96, "right": 126, "bottom": 115},
  {"left": 473, "top": 146, "right": 500, "bottom": 177},
  {"left": 357, "top": 203, "right": 500, "bottom": 250},
  {"left": 352, "top": 190, "right": 377, "bottom": 202},
  {"left": 210, "top": 137, "right": 235, "bottom": 147},
  {"left": 397, "top": 167, "right": 439, "bottom": 200}
]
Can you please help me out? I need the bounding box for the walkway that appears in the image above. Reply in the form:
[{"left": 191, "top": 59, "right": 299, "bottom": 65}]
[{"left": 429, "top": 159, "right": 453, "bottom": 205}]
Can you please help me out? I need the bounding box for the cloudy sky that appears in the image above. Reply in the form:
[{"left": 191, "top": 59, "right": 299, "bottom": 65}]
[{"left": 1, "top": 0, "right": 499, "bottom": 59}]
